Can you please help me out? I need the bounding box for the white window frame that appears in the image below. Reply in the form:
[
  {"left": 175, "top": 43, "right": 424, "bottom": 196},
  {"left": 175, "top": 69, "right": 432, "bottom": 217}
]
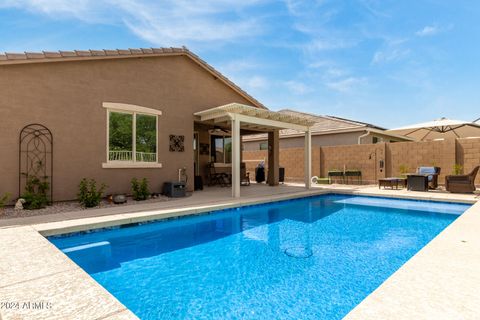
[{"left": 102, "top": 102, "right": 162, "bottom": 169}]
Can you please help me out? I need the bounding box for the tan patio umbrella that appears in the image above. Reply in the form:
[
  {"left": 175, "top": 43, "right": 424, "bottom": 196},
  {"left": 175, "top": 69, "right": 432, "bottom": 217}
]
[{"left": 387, "top": 117, "right": 480, "bottom": 141}]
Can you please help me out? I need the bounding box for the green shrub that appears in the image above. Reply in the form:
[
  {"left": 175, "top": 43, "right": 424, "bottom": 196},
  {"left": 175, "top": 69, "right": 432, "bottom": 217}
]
[
  {"left": 78, "top": 178, "right": 107, "bottom": 208},
  {"left": 21, "top": 176, "right": 49, "bottom": 210},
  {"left": 399, "top": 164, "right": 409, "bottom": 177},
  {"left": 0, "top": 193, "right": 10, "bottom": 208},
  {"left": 131, "top": 178, "right": 150, "bottom": 201},
  {"left": 453, "top": 164, "right": 463, "bottom": 175}
]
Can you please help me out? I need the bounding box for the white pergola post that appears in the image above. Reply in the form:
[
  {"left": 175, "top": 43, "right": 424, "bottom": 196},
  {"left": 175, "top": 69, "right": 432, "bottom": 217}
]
[
  {"left": 304, "top": 129, "right": 312, "bottom": 189},
  {"left": 231, "top": 116, "right": 241, "bottom": 198}
]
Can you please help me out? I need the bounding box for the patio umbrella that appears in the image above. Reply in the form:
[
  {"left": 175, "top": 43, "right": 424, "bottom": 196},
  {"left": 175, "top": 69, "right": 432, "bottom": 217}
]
[{"left": 387, "top": 117, "right": 480, "bottom": 141}]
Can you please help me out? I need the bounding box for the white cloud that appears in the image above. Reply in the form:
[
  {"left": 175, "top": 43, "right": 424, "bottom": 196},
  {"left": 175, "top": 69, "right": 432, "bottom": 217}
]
[
  {"left": 247, "top": 76, "right": 268, "bottom": 89},
  {"left": 325, "top": 67, "right": 347, "bottom": 77},
  {"left": 307, "top": 38, "right": 357, "bottom": 51},
  {"left": 284, "top": 0, "right": 327, "bottom": 16},
  {"left": 371, "top": 38, "right": 410, "bottom": 64},
  {"left": 285, "top": 80, "right": 312, "bottom": 95},
  {"left": 307, "top": 60, "right": 331, "bottom": 69},
  {"left": 358, "top": 0, "right": 391, "bottom": 18},
  {"left": 0, "top": 0, "right": 110, "bottom": 22},
  {"left": 217, "top": 59, "right": 260, "bottom": 73},
  {"left": 119, "top": 1, "right": 264, "bottom": 45},
  {"left": 372, "top": 47, "right": 411, "bottom": 64},
  {"left": 325, "top": 77, "right": 366, "bottom": 92},
  {"left": 0, "top": 0, "right": 267, "bottom": 45},
  {"left": 415, "top": 25, "right": 439, "bottom": 37},
  {"left": 415, "top": 24, "right": 453, "bottom": 37}
]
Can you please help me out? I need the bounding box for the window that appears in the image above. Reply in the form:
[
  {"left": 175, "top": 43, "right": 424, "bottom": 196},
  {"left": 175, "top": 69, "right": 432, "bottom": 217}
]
[
  {"left": 211, "top": 134, "right": 231, "bottom": 164},
  {"left": 135, "top": 114, "right": 157, "bottom": 162},
  {"left": 109, "top": 112, "right": 134, "bottom": 161},
  {"left": 372, "top": 137, "right": 379, "bottom": 144},
  {"left": 259, "top": 142, "right": 268, "bottom": 150},
  {"left": 103, "top": 103, "right": 162, "bottom": 168}
]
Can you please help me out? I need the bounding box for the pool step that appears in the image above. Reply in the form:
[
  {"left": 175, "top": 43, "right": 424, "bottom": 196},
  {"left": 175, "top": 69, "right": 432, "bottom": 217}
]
[
  {"left": 61, "top": 241, "right": 115, "bottom": 273},
  {"left": 62, "top": 241, "right": 111, "bottom": 253}
]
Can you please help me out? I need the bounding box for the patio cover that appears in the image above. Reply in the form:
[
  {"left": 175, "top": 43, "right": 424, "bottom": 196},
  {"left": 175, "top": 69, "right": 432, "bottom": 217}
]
[
  {"left": 194, "top": 103, "right": 316, "bottom": 197},
  {"left": 387, "top": 118, "right": 480, "bottom": 141}
]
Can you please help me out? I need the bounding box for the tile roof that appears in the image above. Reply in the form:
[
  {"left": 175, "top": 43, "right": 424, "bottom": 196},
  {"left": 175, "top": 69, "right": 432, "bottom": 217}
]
[
  {"left": 0, "top": 47, "right": 266, "bottom": 109},
  {"left": 243, "top": 109, "right": 386, "bottom": 140}
]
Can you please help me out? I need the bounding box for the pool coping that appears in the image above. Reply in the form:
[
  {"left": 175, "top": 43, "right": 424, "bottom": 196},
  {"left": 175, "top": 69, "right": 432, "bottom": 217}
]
[
  {"left": 1, "top": 188, "right": 478, "bottom": 319},
  {"left": 33, "top": 188, "right": 476, "bottom": 237},
  {"left": 344, "top": 197, "right": 480, "bottom": 319}
]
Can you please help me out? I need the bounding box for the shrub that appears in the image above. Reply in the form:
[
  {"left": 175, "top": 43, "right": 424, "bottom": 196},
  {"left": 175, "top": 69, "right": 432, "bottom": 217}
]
[
  {"left": 0, "top": 193, "right": 10, "bottom": 208},
  {"left": 131, "top": 178, "right": 150, "bottom": 201},
  {"left": 453, "top": 164, "right": 463, "bottom": 175},
  {"left": 78, "top": 178, "right": 107, "bottom": 208},
  {"left": 21, "top": 176, "right": 49, "bottom": 210},
  {"left": 399, "top": 164, "right": 409, "bottom": 177}
]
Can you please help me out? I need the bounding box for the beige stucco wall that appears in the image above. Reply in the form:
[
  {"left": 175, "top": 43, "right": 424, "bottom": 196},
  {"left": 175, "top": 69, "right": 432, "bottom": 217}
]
[
  {"left": 0, "top": 55, "right": 253, "bottom": 201},
  {"left": 242, "top": 131, "right": 403, "bottom": 151},
  {"left": 243, "top": 131, "right": 363, "bottom": 151}
]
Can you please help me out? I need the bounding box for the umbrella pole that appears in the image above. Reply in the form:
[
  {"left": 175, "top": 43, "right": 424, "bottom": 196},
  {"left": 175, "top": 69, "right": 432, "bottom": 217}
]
[{"left": 420, "top": 128, "right": 433, "bottom": 141}]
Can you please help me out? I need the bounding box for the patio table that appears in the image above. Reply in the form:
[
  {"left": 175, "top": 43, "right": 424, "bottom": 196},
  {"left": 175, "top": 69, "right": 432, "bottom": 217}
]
[
  {"left": 378, "top": 177, "right": 406, "bottom": 190},
  {"left": 406, "top": 174, "right": 429, "bottom": 192}
]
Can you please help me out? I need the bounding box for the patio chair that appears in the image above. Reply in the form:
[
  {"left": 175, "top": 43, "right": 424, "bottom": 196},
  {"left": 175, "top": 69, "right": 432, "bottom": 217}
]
[
  {"left": 416, "top": 166, "right": 441, "bottom": 189},
  {"left": 206, "top": 163, "right": 230, "bottom": 187},
  {"left": 240, "top": 163, "right": 250, "bottom": 186},
  {"left": 445, "top": 166, "right": 479, "bottom": 193}
]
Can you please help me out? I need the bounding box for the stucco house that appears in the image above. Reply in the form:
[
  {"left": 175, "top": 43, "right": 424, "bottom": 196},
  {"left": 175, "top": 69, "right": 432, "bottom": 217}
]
[
  {"left": 243, "top": 109, "right": 411, "bottom": 151},
  {"left": 0, "top": 47, "right": 314, "bottom": 201}
]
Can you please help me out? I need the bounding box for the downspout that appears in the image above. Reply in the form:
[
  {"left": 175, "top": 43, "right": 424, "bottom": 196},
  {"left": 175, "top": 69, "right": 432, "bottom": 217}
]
[{"left": 358, "top": 130, "right": 370, "bottom": 144}]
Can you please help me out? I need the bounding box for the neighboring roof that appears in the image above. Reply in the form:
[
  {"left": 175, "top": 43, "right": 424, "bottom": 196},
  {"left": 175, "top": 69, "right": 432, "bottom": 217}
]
[
  {"left": 0, "top": 47, "right": 266, "bottom": 110},
  {"left": 195, "top": 103, "right": 316, "bottom": 131},
  {"left": 243, "top": 109, "right": 396, "bottom": 141},
  {"left": 324, "top": 115, "right": 385, "bottom": 130}
]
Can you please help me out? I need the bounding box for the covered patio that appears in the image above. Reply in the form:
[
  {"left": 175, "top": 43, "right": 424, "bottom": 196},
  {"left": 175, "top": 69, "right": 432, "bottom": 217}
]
[{"left": 194, "top": 103, "right": 316, "bottom": 197}]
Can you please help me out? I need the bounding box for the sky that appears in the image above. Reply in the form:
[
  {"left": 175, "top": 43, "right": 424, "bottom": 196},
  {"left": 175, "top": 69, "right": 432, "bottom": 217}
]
[{"left": 1, "top": 0, "right": 479, "bottom": 128}]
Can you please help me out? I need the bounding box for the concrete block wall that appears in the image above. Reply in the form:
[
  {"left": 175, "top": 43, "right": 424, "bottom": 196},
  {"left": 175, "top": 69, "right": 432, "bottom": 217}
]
[
  {"left": 242, "top": 147, "right": 320, "bottom": 182},
  {"left": 386, "top": 139, "right": 456, "bottom": 183},
  {"left": 456, "top": 137, "right": 480, "bottom": 184},
  {"left": 243, "top": 150, "right": 267, "bottom": 178},
  {"left": 320, "top": 143, "right": 386, "bottom": 184},
  {"left": 243, "top": 138, "right": 480, "bottom": 186}
]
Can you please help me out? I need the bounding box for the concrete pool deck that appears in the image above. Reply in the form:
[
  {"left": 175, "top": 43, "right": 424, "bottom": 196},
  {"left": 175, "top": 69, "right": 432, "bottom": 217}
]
[{"left": 0, "top": 184, "right": 479, "bottom": 319}]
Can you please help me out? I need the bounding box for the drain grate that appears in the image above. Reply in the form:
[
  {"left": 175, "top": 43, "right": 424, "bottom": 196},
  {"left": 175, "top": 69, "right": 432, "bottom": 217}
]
[{"left": 284, "top": 246, "right": 313, "bottom": 259}]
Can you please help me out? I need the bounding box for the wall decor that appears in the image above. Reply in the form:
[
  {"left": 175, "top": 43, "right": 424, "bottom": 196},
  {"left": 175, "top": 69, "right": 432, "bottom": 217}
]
[
  {"left": 199, "top": 143, "right": 209, "bottom": 155},
  {"left": 169, "top": 135, "right": 185, "bottom": 152},
  {"left": 19, "top": 123, "right": 53, "bottom": 201}
]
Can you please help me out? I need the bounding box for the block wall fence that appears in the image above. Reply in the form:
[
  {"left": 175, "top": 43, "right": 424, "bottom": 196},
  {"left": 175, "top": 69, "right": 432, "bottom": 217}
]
[{"left": 243, "top": 137, "right": 480, "bottom": 185}]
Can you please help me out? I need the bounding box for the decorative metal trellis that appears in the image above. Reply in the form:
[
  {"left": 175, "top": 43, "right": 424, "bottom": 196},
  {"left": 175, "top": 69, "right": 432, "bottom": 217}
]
[{"left": 19, "top": 124, "right": 53, "bottom": 201}]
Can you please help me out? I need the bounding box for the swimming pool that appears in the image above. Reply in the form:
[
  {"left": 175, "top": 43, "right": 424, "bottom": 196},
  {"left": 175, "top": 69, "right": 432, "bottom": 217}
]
[{"left": 49, "top": 194, "right": 470, "bottom": 320}]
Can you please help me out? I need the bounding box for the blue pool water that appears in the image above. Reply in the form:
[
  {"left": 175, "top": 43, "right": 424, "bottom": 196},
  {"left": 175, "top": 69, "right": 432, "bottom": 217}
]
[{"left": 49, "top": 195, "right": 470, "bottom": 320}]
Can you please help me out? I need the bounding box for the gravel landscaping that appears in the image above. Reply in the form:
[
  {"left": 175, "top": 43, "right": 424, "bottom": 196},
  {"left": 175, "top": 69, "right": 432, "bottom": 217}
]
[{"left": 0, "top": 195, "right": 176, "bottom": 219}]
